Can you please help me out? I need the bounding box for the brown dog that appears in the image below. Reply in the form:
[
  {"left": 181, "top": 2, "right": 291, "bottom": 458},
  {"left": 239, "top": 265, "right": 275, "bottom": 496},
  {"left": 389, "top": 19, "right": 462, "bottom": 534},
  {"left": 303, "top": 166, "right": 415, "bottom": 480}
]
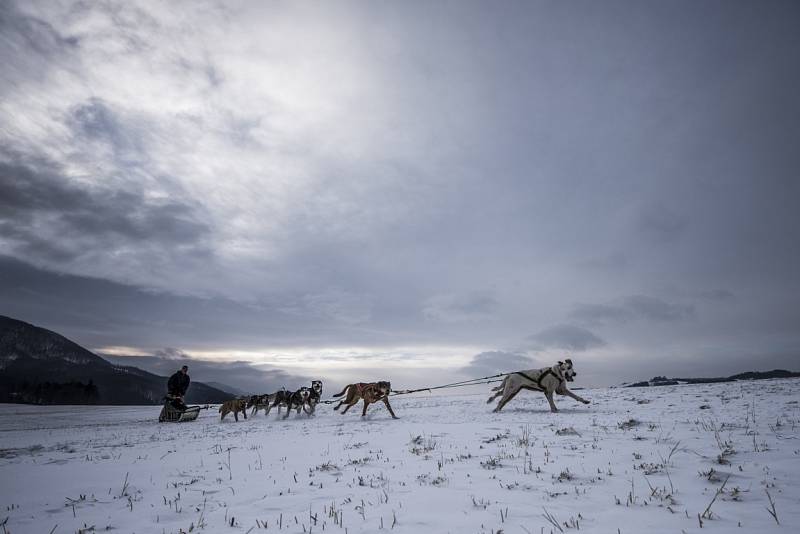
[
  {"left": 219, "top": 398, "right": 248, "bottom": 421},
  {"left": 331, "top": 381, "right": 398, "bottom": 419}
]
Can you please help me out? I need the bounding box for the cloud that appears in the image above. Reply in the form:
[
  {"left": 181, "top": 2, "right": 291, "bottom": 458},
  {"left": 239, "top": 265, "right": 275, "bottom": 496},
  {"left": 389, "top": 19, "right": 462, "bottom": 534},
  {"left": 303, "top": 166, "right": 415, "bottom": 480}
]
[
  {"left": 68, "top": 98, "right": 148, "bottom": 165},
  {"left": 423, "top": 292, "right": 498, "bottom": 323},
  {"left": 294, "top": 289, "right": 374, "bottom": 325},
  {"left": 570, "top": 295, "right": 694, "bottom": 326},
  {"left": 460, "top": 351, "right": 536, "bottom": 377},
  {"left": 0, "top": 2, "right": 79, "bottom": 94},
  {"left": 153, "top": 347, "right": 191, "bottom": 360},
  {"left": 0, "top": 152, "right": 211, "bottom": 272},
  {"left": 528, "top": 324, "right": 606, "bottom": 352},
  {"left": 103, "top": 354, "right": 312, "bottom": 395}
]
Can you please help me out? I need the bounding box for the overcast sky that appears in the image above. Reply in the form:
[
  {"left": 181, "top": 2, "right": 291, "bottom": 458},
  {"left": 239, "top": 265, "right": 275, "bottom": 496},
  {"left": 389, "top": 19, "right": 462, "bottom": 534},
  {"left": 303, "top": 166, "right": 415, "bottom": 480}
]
[{"left": 1, "top": 0, "right": 799, "bottom": 392}]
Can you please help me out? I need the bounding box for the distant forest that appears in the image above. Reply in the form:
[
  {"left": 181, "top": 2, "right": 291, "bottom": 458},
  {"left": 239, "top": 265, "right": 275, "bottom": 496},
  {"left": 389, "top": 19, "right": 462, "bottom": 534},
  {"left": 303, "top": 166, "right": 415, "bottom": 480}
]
[{"left": 1, "top": 380, "right": 100, "bottom": 404}]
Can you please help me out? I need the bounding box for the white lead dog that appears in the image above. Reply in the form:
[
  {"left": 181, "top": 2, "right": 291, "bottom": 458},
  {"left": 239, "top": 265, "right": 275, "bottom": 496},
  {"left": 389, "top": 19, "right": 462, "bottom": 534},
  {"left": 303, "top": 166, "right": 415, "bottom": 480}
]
[{"left": 487, "top": 359, "right": 590, "bottom": 413}]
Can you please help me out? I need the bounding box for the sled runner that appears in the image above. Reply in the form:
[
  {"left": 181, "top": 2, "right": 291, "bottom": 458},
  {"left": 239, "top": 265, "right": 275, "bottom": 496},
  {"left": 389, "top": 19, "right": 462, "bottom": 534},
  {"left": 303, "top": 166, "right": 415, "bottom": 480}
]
[{"left": 158, "top": 398, "right": 201, "bottom": 423}]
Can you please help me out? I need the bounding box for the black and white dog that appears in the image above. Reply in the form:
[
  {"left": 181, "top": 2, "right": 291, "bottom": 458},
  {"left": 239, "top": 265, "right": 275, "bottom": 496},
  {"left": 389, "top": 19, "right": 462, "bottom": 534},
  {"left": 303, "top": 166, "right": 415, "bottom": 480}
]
[
  {"left": 283, "top": 387, "right": 311, "bottom": 419},
  {"left": 248, "top": 393, "right": 277, "bottom": 416},
  {"left": 266, "top": 388, "right": 291, "bottom": 416},
  {"left": 307, "top": 380, "right": 323, "bottom": 415},
  {"left": 487, "top": 359, "right": 590, "bottom": 413}
]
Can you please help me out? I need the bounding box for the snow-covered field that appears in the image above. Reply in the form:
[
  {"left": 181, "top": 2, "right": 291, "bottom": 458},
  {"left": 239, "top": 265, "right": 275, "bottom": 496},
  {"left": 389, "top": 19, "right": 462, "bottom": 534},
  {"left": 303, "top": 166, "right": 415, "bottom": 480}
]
[{"left": 1, "top": 379, "right": 798, "bottom": 534}]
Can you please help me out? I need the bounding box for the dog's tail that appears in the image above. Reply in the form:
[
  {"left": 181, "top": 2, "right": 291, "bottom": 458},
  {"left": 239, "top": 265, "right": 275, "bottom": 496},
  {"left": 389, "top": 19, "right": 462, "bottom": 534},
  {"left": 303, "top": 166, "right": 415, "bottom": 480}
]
[{"left": 331, "top": 385, "right": 350, "bottom": 398}]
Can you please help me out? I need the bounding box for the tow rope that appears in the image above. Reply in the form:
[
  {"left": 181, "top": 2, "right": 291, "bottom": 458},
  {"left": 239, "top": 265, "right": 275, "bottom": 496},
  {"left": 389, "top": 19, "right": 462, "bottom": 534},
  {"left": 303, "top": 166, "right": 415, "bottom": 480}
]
[
  {"left": 318, "top": 373, "right": 508, "bottom": 404},
  {"left": 390, "top": 373, "right": 507, "bottom": 395}
]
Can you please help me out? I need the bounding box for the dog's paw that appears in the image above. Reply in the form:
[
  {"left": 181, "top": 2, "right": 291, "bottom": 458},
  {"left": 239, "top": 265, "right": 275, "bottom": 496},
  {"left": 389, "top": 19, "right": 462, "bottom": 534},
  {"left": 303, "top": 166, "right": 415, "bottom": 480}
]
[{"left": 582, "top": 400, "right": 590, "bottom": 404}]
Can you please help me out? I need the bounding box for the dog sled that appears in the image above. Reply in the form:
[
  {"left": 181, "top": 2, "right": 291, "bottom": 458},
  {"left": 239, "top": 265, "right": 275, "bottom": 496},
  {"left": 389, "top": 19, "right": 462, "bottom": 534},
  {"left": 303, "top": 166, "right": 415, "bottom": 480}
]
[{"left": 158, "top": 397, "right": 202, "bottom": 423}]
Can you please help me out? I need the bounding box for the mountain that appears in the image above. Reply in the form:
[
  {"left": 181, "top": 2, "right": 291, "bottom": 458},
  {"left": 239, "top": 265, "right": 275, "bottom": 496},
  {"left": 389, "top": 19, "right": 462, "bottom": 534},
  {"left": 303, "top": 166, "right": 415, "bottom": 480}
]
[
  {"left": 624, "top": 369, "right": 800, "bottom": 388},
  {"left": 206, "top": 381, "right": 248, "bottom": 396},
  {"left": 0, "top": 315, "right": 232, "bottom": 405}
]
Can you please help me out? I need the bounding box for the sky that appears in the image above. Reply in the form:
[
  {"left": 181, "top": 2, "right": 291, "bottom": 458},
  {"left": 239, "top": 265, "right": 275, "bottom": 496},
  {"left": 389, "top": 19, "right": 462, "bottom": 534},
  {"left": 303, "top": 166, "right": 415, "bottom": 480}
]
[{"left": 1, "top": 0, "right": 799, "bottom": 393}]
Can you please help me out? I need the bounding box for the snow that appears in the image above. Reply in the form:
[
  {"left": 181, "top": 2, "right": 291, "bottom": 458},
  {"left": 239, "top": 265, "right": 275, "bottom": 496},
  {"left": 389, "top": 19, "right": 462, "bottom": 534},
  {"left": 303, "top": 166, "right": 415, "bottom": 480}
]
[{"left": 1, "top": 378, "right": 798, "bottom": 534}]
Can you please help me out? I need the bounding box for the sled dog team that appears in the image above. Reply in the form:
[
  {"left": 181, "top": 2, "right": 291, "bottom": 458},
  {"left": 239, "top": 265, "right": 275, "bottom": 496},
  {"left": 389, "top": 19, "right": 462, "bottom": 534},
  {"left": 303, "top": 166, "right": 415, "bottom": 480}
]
[
  {"left": 220, "top": 380, "right": 400, "bottom": 421},
  {"left": 219, "top": 380, "right": 322, "bottom": 422},
  {"left": 220, "top": 359, "right": 589, "bottom": 421}
]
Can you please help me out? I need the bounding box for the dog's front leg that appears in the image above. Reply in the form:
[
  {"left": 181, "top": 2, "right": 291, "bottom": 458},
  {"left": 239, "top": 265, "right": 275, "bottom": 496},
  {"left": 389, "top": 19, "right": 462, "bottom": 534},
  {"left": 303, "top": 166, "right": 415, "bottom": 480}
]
[
  {"left": 234, "top": 411, "right": 239, "bottom": 422},
  {"left": 383, "top": 397, "right": 399, "bottom": 419},
  {"left": 560, "top": 387, "right": 590, "bottom": 405},
  {"left": 361, "top": 400, "right": 370, "bottom": 417},
  {"left": 544, "top": 391, "right": 558, "bottom": 413}
]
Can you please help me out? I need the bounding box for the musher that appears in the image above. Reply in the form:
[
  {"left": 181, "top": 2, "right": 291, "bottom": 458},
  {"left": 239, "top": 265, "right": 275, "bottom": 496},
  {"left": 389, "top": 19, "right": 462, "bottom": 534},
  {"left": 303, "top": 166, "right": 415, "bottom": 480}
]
[{"left": 166, "top": 365, "right": 190, "bottom": 411}]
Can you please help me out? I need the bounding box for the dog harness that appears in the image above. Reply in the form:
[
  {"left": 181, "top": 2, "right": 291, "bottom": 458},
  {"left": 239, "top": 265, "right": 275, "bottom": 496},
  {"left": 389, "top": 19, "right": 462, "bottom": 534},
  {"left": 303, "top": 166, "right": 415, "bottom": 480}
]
[
  {"left": 515, "top": 368, "right": 564, "bottom": 391},
  {"left": 354, "top": 382, "right": 388, "bottom": 400}
]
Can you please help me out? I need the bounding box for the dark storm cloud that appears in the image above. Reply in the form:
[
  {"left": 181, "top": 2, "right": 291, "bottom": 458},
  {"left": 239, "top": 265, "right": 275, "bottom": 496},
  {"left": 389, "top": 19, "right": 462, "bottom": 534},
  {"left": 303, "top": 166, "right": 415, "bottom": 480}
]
[
  {"left": 529, "top": 325, "right": 606, "bottom": 352},
  {"left": 460, "top": 351, "right": 537, "bottom": 378},
  {"left": 0, "top": 221, "right": 76, "bottom": 262},
  {"left": 0, "top": 255, "right": 303, "bottom": 349},
  {"left": 103, "top": 354, "right": 311, "bottom": 395},
  {"left": 570, "top": 295, "right": 694, "bottom": 326},
  {"left": 0, "top": 255, "right": 411, "bottom": 352},
  {"left": 0, "top": 154, "right": 210, "bottom": 262}
]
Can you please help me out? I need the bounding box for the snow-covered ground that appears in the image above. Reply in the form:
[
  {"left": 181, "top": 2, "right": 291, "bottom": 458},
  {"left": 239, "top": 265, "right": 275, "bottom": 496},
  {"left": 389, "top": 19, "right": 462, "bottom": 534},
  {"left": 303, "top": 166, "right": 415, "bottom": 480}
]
[{"left": 1, "top": 379, "right": 798, "bottom": 534}]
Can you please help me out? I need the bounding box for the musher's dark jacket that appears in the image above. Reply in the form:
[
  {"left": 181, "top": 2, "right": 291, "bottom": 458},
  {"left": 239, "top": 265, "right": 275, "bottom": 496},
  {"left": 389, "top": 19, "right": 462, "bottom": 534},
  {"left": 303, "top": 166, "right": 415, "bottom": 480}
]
[{"left": 167, "top": 371, "right": 190, "bottom": 396}]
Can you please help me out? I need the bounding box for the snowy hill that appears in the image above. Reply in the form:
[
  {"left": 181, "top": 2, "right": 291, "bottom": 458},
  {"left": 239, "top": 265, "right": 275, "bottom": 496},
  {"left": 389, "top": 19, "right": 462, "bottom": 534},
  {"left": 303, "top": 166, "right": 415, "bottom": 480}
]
[
  {"left": 625, "top": 370, "right": 800, "bottom": 388},
  {"left": 0, "top": 315, "right": 232, "bottom": 404},
  {"left": 0, "top": 378, "right": 797, "bottom": 533}
]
